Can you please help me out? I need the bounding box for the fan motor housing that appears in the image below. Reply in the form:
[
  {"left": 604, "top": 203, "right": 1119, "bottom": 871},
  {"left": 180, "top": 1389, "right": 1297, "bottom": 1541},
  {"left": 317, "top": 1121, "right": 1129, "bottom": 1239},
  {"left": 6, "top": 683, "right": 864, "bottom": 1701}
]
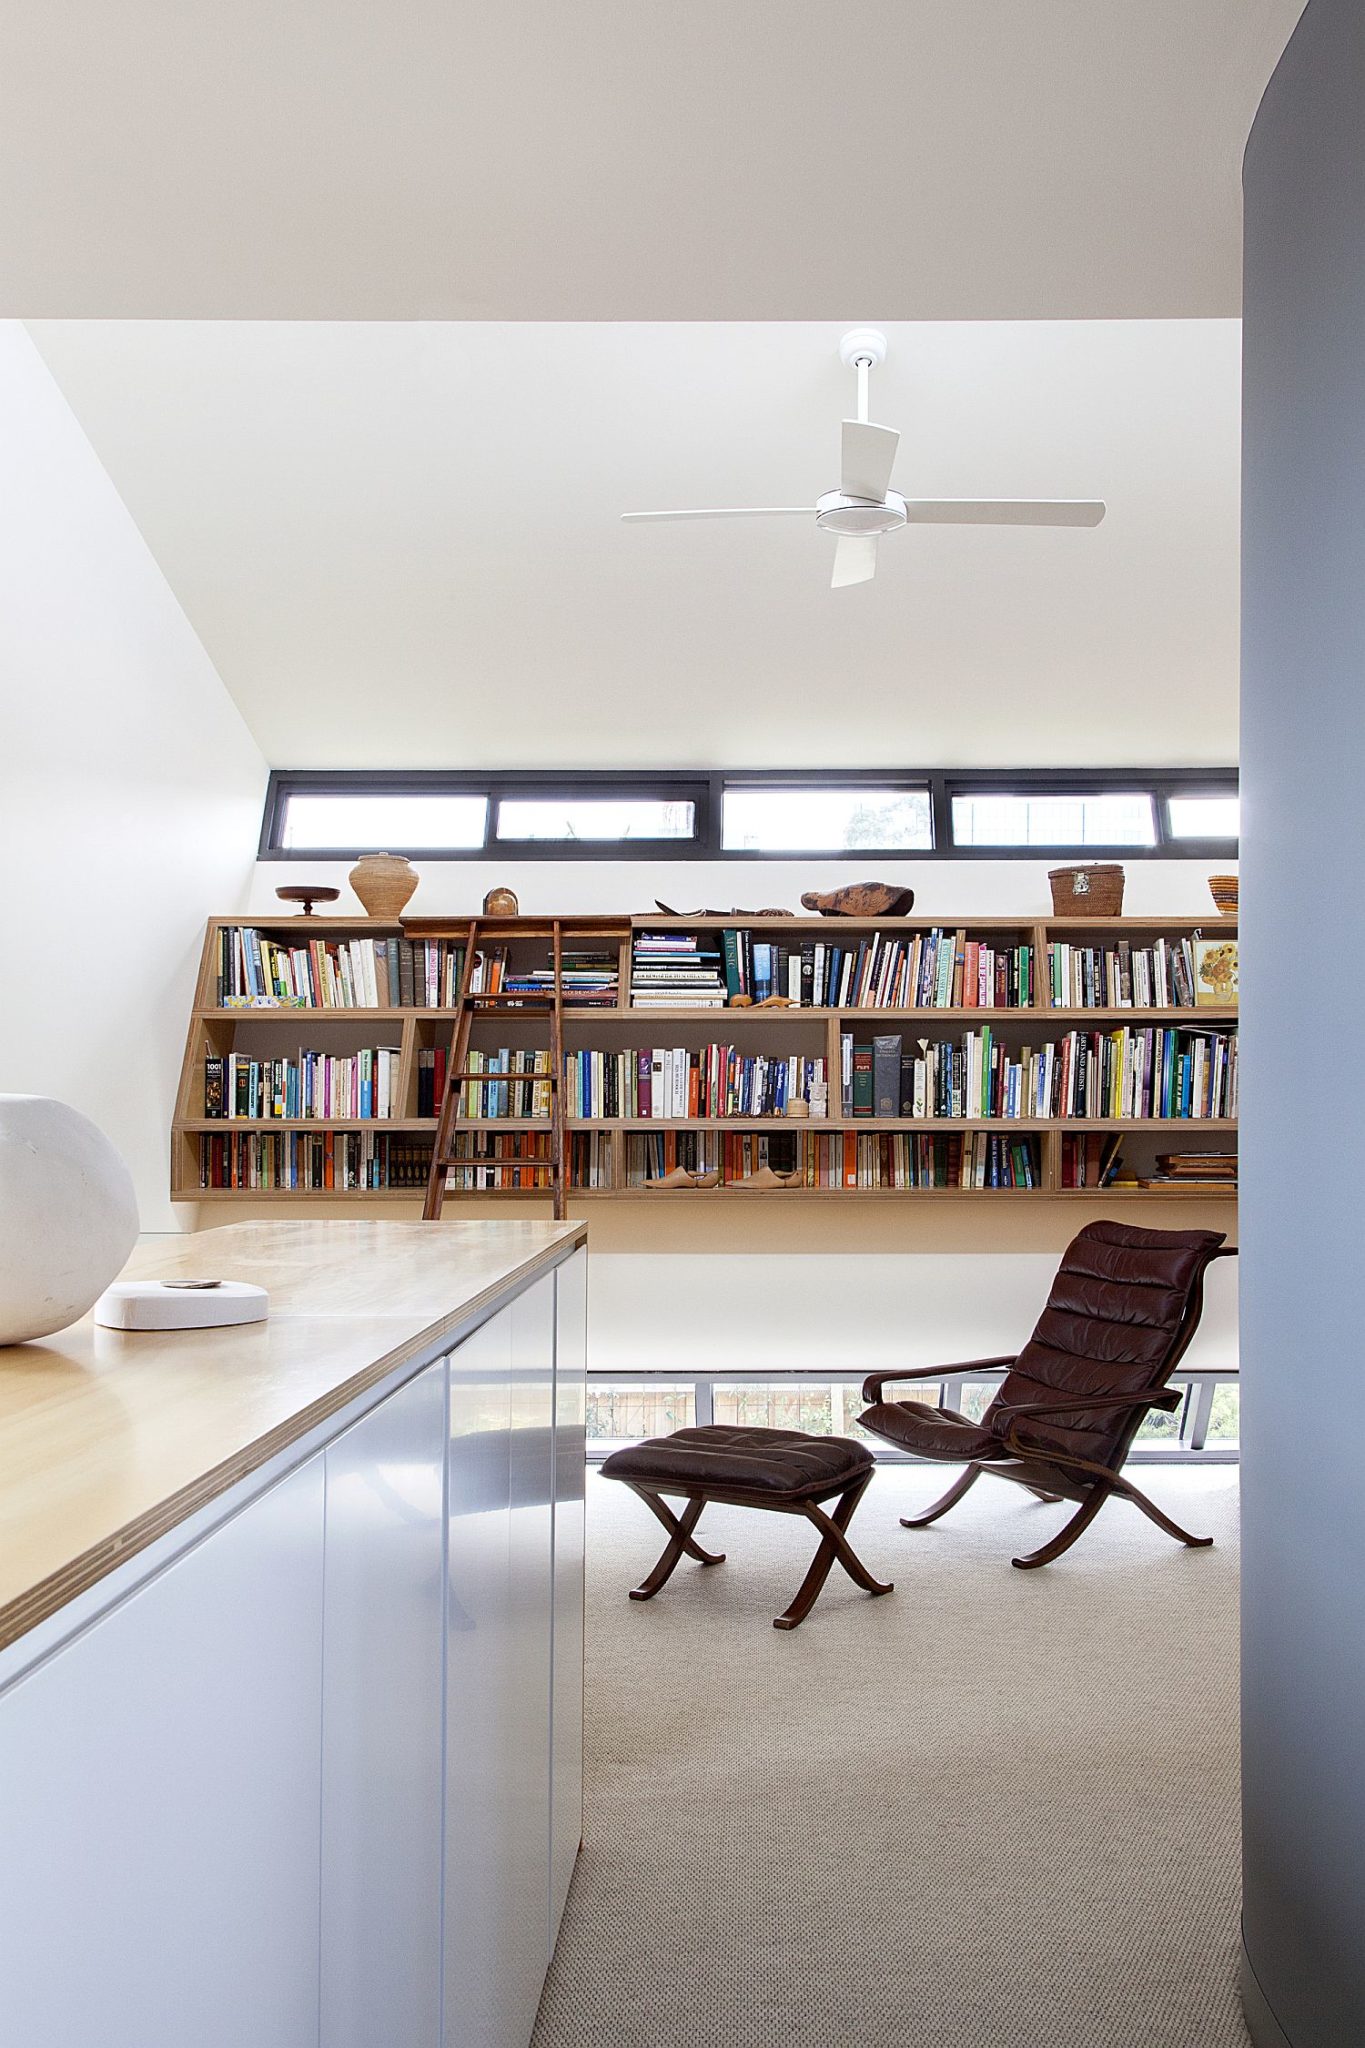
[{"left": 815, "top": 489, "right": 907, "bottom": 537}]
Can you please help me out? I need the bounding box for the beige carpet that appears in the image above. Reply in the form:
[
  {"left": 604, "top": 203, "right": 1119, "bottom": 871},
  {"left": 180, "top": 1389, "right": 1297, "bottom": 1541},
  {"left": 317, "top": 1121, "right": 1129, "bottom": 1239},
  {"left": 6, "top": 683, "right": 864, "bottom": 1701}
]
[{"left": 533, "top": 1463, "right": 1246, "bottom": 2048}]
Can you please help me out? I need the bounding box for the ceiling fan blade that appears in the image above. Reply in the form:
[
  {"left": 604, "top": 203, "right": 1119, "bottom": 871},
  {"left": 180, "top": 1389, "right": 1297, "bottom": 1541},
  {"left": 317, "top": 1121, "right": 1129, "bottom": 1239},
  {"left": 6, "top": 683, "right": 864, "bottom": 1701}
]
[
  {"left": 831, "top": 534, "right": 878, "bottom": 589},
  {"left": 841, "top": 420, "right": 900, "bottom": 502},
  {"left": 620, "top": 507, "right": 814, "bottom": 522},
  {"left": 900, "top": 498, "right": 1106, "bottom": 526}
]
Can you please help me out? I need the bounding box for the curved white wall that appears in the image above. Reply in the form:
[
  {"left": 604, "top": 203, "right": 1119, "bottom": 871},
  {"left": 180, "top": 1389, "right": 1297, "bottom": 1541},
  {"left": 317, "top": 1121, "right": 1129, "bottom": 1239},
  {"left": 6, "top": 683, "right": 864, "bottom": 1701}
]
[{"left": 0, "top": 325, "right": 267, "bottom": 1228}]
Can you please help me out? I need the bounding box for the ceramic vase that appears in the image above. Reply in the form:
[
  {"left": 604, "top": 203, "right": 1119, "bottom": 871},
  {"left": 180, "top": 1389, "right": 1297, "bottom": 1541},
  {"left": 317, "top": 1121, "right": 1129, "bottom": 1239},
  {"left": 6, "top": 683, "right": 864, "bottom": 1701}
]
[
  {"left": 349, "top": 852, "right": 419, "bottom": 918},
  {"left": 0, "top": 1097, "right": 139, "bottom": 1345}
]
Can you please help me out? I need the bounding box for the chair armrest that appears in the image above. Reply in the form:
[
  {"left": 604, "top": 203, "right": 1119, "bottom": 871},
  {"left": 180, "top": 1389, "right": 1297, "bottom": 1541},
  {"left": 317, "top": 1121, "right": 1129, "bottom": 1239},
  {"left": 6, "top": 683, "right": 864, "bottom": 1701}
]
[
  {"left": 993, "top": 1388, "right": 1183, "bottom": 1423},
  {"left": 996, "top": 1386, "right": 1182, "bottom": 1480},
  {"left": 861, "top": 1357, "right": 1017, "bottom": 1405}
]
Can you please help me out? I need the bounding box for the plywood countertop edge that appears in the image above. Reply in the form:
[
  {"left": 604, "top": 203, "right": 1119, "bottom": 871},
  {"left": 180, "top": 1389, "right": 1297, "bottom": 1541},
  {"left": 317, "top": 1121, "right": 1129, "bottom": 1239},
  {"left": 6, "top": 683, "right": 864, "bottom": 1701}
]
[{"left": 0, "top": 1225, "right": 587, "bottom": 1657}]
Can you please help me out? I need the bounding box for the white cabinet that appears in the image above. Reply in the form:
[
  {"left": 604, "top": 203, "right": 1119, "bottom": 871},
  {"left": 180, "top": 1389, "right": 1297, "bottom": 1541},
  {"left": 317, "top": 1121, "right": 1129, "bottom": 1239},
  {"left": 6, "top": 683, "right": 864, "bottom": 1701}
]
[
  {"left": 551, "top": 1247, "right": 587, "bottom": 1943},
  {"left": 0, "top": 1247, "right": 587, "bottom": 2048},
  {"left": 445, "top": 1277, "right": 556, "bottom": 2048},
  {"left": 321, "top": 1359, "right": 446, "bottom": 2048},
  {"left": 0, "top": 1456, "right": 326, "bottom": 2048}
]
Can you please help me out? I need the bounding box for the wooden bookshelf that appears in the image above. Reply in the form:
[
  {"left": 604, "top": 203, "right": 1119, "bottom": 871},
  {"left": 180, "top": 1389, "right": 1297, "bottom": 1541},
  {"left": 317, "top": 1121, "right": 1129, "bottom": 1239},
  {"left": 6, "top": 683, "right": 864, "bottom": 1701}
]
[{"left": 173, "top": 912, "right": 1238, "bottom": 1205}]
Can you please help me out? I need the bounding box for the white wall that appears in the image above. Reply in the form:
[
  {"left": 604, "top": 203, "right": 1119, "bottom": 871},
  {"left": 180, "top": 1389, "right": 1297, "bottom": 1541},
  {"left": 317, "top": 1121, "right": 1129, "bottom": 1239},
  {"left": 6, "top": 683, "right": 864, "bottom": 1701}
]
[
  {"left": 0, "top": 324, "right": 268, "bottom": 1229},
  {"left": 250, "top": 852, "right": 1238, "bottom": 1378}
]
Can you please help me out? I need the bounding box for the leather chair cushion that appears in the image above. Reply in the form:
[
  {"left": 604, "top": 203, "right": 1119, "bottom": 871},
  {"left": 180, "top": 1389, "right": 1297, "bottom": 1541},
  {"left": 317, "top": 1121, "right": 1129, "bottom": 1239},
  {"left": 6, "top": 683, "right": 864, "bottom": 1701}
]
[
  {"left": 857, "top": 1403, "right": 1000, "bottom": 1462},
  {"left": 600, "top": 1425, "right": 873, "bottom": 1499}
]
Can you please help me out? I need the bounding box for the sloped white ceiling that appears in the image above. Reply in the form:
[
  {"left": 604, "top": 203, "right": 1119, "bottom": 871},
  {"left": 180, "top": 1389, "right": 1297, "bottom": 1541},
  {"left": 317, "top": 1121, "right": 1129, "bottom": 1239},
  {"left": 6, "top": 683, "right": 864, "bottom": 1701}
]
[
  {"left": 29, "top": 319, "right": 1240, "bottom": 769},
  {"left": 1, "top": 3, "right": 1302, "bottom": 319}
]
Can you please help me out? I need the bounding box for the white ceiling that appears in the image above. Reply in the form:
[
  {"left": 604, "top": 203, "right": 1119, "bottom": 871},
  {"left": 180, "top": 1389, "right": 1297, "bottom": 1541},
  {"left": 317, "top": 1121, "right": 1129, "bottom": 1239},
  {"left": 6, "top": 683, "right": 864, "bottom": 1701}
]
[
  {"left": 30, "top": 319, "right": 1241, "bottom": 769},
  {"left": 2, "top": 3, "right": 1301, "bottom": 320}
]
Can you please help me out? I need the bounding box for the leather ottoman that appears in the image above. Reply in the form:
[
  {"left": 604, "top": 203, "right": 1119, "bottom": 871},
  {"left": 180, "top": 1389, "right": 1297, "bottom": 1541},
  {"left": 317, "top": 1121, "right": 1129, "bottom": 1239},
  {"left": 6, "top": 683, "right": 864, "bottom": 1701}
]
[{"left": 599, "top": 1424, "right": 893, "bottom": 1630}]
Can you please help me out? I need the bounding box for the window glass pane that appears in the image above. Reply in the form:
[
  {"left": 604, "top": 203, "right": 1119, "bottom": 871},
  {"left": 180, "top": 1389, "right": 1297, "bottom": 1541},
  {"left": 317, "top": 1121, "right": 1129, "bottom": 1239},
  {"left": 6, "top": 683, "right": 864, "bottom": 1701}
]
[
  {"left": 280, "top": 793, "right": 487, "bottom": 850},
  {"left": 496, "top": 798, "right": 695, "bottom": 842},
  {"left": 951, "top": 792, "right": 1156, "bottom": 847},
  {"left": 722, "top": 787, "right": 932, "bottom": 852},
  {"left": 586, "top": 1383, "right": 696, "bottom": 1447},
  {"left": 1167, "top": 795, "right": 1239, "bottom": 838}
]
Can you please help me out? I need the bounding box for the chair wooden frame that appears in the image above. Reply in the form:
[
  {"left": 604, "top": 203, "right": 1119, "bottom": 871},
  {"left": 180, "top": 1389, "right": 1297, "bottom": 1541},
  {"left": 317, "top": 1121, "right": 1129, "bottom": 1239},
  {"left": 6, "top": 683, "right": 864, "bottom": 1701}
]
[
  {"left": 862, "top": 1246, "right": 1237, "bottom": 1570},
  {"left": 619, "top": 1469, "right": 893, "bottom": 1630}
]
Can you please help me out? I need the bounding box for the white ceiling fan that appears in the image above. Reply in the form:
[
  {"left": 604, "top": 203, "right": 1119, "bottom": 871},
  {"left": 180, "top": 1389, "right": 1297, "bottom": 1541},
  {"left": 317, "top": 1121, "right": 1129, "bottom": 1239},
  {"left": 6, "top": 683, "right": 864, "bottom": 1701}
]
[{"left": 621, "top": 329, "right": 1106, "bottom": 588}]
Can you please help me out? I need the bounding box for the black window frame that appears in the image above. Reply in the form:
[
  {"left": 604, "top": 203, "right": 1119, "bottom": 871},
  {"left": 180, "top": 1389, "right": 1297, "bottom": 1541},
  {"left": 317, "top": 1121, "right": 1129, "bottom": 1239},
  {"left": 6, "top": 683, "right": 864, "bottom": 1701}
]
[{"left": 259, "top": 766, "right": 1238, "bottom": 862}]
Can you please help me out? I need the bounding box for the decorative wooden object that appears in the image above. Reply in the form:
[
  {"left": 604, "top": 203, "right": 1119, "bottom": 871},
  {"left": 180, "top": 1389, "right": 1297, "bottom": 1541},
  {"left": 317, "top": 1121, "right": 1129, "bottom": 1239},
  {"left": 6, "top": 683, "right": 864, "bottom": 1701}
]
[
  {"left": 1209, "top": 874, "right": 1239, "bottom": 916},
  {"left": 349, "top": 853, "right": 418, "bottom": 918},
  {"left": 275, "top": 885, "right": 341, "bottom": 916},
  {"left": 483, "top": 887, "right": 520, "bottom": 916},
  {"left": 800, "top": 884, "right": 916, "bottom": 916}
]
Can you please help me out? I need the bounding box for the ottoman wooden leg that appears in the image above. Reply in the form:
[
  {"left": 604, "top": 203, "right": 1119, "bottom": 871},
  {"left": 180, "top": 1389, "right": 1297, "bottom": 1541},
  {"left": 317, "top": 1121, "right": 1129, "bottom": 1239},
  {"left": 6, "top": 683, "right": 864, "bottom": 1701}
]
[
  {"left": 627, "top": 1486, "right": 726, "bottom": 1601},
  {"left": 774, "top": 1472, "right": 894, "bottom": 1631}
]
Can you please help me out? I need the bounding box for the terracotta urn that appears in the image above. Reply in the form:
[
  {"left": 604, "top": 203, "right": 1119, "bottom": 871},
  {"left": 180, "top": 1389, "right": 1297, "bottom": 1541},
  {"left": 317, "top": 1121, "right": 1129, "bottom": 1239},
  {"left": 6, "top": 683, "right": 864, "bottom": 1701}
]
[{"left": 349, "top": 852, "right": 419, "bottom": 918}]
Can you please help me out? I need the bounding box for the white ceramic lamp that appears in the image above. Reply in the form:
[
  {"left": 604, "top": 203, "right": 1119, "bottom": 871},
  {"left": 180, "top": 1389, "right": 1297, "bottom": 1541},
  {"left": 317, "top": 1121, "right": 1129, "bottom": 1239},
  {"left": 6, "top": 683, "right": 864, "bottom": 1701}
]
[{"left": 0, "top": 1096, "right": 139, "bottom": 1345}]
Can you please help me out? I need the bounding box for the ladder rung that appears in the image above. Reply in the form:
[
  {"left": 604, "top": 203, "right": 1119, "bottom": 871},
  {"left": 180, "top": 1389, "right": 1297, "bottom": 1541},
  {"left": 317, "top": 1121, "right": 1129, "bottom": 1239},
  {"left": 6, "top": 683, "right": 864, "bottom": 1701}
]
[
  {"left": 467, "top": 994, "right": 558, "bottom": 1007},
  {"left": 446, "top": 1074, "right": 558, "bottom": 1088},
  {"left": 438, "top": 1150, "right": 560, "bottom": 1165}
]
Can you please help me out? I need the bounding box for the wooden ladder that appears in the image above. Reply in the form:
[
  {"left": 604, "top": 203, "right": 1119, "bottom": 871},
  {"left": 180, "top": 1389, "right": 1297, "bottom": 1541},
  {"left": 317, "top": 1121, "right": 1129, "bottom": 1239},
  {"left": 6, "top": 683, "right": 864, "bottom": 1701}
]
[{"left": 422, "top": 917, "right": 567, "bottom": 1221}]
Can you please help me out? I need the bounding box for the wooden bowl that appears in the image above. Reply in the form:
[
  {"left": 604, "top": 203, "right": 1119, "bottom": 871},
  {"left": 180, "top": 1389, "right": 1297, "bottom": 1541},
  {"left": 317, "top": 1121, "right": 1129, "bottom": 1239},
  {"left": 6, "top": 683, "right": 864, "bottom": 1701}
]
[
  {"left": 1208, "top": 874, "right": 1239, "bottom": 916},
  {"left": 275, "top": 885, "right": 341, "bottom": 916}
]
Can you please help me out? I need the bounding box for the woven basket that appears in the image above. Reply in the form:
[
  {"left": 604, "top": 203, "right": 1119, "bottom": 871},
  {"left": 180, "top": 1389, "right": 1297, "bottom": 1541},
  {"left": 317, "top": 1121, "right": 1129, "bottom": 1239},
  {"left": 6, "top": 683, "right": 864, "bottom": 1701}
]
[
  {"left": 1208, "top": 874, "right": 1238, "bottom": 916},
  {"left": 1048, "top": 864, "right": 1126, "bottom": 917}
]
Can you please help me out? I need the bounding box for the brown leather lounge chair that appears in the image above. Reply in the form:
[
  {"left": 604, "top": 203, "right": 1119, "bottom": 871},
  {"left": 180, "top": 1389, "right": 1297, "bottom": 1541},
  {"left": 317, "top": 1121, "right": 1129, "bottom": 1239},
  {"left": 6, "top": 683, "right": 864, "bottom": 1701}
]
[{"left": 858, "top": 1221, "right": 1236, "bottom": 1569}]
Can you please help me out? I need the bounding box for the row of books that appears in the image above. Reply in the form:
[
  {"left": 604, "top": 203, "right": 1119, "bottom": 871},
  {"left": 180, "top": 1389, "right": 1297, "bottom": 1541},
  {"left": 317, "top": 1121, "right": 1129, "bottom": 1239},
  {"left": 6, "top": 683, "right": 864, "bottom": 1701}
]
[
  {"left": 625, "top": 1130, "right": 1041, "bottom": 1188},
  {"left": 803, "top": 929, "right": 1035, "bottom": 1009},
  {"left": 562, "top": 1048, "right": 829, "bottom": 1121},
  {"left": 197, "top": 1131, "right": 432, "bottom": 1191},
  {"left": 441, "top": 1134, "right": 613, "bottom": 1192},
  {"left": 630, "top": 928, "right": 1039, "bottom": 1009},
  {"left": 1059, "top": 1134, "right": 1125, "bottom": 1189},
  {"left": 204, "top": 1047, "right": 402, "bottom": 1120},
  {"left": 839, "top": 1025, "right": 1238, "bottom": 1121},
  {"left": 215, "top": 928, "right": 466, "bottom": 1009},
  {"left": 1046, "top": 938, "right": 1199, "bottom": 1010},
  {"left": 454, "top": 1049, "right": 554, "bottom": 1120}
]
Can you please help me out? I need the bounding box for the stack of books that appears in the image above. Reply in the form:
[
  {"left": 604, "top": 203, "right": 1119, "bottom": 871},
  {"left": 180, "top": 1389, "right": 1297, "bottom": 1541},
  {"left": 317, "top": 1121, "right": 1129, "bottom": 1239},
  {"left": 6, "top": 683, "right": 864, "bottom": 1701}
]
[
  {"left": 630, "top": 934, "right": 727, "bottom": 1008},
  {"left": 499, "top": 949, "right": 620, "bottom": 1007},
  {"left": 1142, "top": 1150, "right": 1239, "bottom": 1188}
]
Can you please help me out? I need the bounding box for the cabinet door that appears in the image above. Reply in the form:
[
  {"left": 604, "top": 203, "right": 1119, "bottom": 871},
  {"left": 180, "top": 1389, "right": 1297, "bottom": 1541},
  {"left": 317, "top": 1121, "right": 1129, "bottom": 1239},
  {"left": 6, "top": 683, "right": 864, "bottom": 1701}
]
[
  {"left": 508, "top": 1272, "right": 556, "bottom": 1996},
  {"left": 550, "top": 1248, "right": 587, "bottom": 1945},
  {"left": 445, "top": 1303, "right": 514, "bottom": 2048},
  {"left": 445, "top": 1283, "right": 555, "bottom": 2048},
  {"left": 0, "top": 1457, "right": 325, "bottom": 2048},
  {"left": 322, "top": 1360, "right": 446, "bottom": 2048}
]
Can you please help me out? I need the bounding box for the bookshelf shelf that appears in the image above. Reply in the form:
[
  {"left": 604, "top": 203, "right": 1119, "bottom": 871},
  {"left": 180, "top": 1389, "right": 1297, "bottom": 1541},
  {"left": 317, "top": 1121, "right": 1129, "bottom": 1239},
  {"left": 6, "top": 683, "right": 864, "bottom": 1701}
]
[{"left": 174, "top": 912, "right": 1238, "bottom": 1205}]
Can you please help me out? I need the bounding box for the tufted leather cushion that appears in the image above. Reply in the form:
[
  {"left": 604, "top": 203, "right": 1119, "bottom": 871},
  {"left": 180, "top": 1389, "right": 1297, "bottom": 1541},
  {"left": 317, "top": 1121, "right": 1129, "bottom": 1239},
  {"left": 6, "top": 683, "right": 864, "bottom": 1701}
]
[
  {"left": 856, "top": 1404, "right": 1000, "bottom": 1462},
  {"left": 980, "top": 1220, "right": 1226, "bottom": 1464},
  {"left": 601, "top": 1425, "right": 873, "bottom": 1499}
]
